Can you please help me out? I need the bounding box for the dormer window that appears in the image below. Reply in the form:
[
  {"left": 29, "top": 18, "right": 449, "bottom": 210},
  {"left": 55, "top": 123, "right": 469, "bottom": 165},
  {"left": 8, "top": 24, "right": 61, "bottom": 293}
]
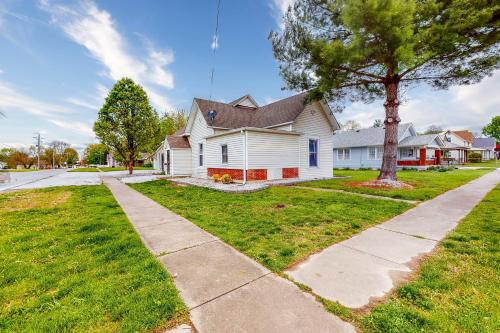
[{"left": 230, "top": 94, "right": 259, "bottom": 108}]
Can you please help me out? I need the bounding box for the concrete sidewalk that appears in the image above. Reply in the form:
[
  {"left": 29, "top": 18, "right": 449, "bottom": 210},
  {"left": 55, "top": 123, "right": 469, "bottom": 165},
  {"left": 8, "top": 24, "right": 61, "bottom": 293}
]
[
  {"left": 103, "top": 177, "right": 354, "bottom": 333},
  {"left": 286, "top": 169, "right": 500, "bottom": 309}
]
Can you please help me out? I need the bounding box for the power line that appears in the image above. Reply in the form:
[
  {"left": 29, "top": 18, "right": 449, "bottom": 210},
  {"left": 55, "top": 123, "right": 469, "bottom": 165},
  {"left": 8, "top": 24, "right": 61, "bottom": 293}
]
[{"left": 208, "top": 0, "right": 222, "bottom": 108}]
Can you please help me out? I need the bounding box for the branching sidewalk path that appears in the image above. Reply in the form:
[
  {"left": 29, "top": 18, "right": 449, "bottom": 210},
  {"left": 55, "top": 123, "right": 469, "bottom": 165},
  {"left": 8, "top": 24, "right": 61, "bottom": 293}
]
[
  {"left": 103, "top": 177, "right": 354, "bottom": 333},
  {"left": 287, "top": 169, "right": 500, "bottom": 309},
  {"left": 292, "top": 185, "right": 420, "bottom": 204}
]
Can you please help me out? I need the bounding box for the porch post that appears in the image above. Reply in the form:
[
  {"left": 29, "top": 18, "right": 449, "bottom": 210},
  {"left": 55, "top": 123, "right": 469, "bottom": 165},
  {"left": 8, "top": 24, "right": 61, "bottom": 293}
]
[
  {"left": 419, "top": 148, "right": 426, "bottom": 166},
  {"left": 435, "top": 150, "right": 441, "bottom": 165}
]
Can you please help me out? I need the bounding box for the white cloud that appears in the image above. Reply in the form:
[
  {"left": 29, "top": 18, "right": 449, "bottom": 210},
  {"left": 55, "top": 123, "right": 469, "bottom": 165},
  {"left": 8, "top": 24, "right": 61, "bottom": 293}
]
[
  {"left": 0, "top": 69, "right": 3, "bottom": 74},
  {"left": 0, "top": 79, "right": 72, "bottom": 116},
  {"left": 40, "top": 0, "right": 174, "bottom": 109},
  {"left": 211, "top": 34, "right": 219, "bottom": 49},
  {"left": 270, "top": 0, "right": 295, "bottom": 28},
  {"left": 66, "top": 97, "right": 98, "bottom": 110},
  {"left": 337, "top": 71, "right": 500, "bottom": 132},
  {"left": 48, "top": 118, "right": 94, "bottom": 137}
]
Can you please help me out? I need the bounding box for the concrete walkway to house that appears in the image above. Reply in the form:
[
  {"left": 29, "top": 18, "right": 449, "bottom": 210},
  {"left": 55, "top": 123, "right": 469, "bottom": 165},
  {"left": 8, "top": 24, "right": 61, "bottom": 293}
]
[
  {"left": 102, "top": 177, "right": 355, "bottom": 333},
  {"left": 286, "top": 169, "right": 500, "bottom": 309}
]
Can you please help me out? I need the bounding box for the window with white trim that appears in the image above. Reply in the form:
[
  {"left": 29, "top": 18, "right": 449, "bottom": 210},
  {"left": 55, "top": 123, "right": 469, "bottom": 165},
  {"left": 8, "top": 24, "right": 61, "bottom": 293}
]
[
  {"left": 221, "top": 144, "right": 228, "bottom": 164},
  {"left": 337, "top": 148, "right": 351, "bottom": 160},
  {"left": 309, "top": 138, "right": 318, "bottom": 167},
  {"left": 199, "top": 143, "right": 204, "bottom": 167},
  {"left": 368, "top": 146, "right": 384, "bottom": 160},
  {"left": 400, "top": 148, "right": 414, "bottom": 158}
]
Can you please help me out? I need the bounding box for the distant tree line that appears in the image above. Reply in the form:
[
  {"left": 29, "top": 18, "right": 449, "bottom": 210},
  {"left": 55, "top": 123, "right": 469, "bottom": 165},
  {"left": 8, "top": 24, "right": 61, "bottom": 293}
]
[{"left": 0, "top": 141, "right": 78, "bottom": 169}]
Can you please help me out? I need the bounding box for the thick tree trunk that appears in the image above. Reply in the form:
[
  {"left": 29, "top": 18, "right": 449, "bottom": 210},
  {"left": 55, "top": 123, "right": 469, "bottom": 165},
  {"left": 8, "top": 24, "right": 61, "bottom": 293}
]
[
  {"left": 128, "top": 160, "right": 134, "bottom": 175},
  {"left": 378, "top": 79, "right": 401, "bottom": 181}
]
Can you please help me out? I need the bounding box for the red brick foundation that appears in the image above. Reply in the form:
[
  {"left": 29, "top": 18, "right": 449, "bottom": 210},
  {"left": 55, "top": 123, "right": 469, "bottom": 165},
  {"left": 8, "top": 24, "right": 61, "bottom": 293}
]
[
  {"left": 246, "top": 169, "right": 267, "bottom": 181},
  {"left": 207, "top": 168, "right": 268, "bottom": 181},
  {"left": 208, "top": 168, "right": 243, "bottom": 180},
  {"left": 282, "top": 167, "right": 299, "bottom": 178}
]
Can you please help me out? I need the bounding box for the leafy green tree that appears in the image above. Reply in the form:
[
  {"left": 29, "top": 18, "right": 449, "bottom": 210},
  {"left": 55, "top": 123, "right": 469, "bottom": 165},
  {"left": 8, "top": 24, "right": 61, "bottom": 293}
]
[
  {"left": 270, "top": 0, "right": 499, "bottom": 180},
  {"left": 159, "top": 109, "right": 188, "bottom": 137},
  {"left": 83, "top": 144, "right": 108, "bottom": 165},
  {"left": 62, "top": 148, "right": 79, "bottom": 167},
  {"left": 0, "top": 148, "right": 12, "bottom": 165},
  {"left": 94, "top": 78, "right": 160, "bottom": 174},
  {"left": 482, "top": 116, "right": 500, "bottom": 141},
  {"left": 372, "top": 119, "right": 384, "bottom": 128}
]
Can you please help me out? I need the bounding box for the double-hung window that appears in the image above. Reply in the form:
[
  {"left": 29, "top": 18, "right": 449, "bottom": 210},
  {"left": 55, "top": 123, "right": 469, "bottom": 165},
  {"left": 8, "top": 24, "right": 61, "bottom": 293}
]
[
  {"left": 368, "top": 146, "right": 383, "bottom": 160},
  {"left": 199, "top": 143, "right": 204, "bottom": 167},
  {"left": 221, "top": 144, "right": 228, "bottom": 164},
  {"left": 309, "top": 138, "right": 318, "bottom": 167},
  {"left": 337, "top": 148, "right": 350, "bottom": 160}
]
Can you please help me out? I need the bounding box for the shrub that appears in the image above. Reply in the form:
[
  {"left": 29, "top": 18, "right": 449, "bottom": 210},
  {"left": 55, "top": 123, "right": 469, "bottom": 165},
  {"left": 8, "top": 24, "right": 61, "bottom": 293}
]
[
  {"left": 144, "top": 162, "right": 153, "bottom": 168},
  {"left": 468, "top": 152, "right": 482, "bottom": 163},
  {"left": 211, "top": 174, "right": 221, "bottom": 182},
  {"left": 220, "top": 174, "right": 233, "bottom": 184}
]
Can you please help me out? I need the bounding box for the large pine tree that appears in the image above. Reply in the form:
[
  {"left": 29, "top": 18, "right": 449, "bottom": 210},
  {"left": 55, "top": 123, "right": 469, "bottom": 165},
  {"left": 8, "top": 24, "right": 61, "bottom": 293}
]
[{"left": 270, "top": 0, "right": 499, "bottom": 180}]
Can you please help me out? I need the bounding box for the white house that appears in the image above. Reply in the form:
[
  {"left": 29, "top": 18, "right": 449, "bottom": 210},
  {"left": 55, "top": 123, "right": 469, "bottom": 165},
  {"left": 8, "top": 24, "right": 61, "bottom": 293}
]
[{"left": 153, "top": 93, "right": 340, "bottom": 182}]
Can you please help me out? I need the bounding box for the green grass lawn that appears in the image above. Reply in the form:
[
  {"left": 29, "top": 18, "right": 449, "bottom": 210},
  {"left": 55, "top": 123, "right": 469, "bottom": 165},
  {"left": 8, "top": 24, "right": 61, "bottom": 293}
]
[
  {"left": 68, "top": 167, "right": 99, "bottom": 172},
  {"left": 300, "top": 169, "right": 491, "bottom": 201},
  {"left": 0, "top": 186, "right": 187, "bottom": 332},
  {"left": 464, "top": 159, "right": 499, "bottom": 168},
  {"left": 362, "top": 184, "right": 500, "bottom": 333},
  {"left": 98, "top": 166, "right": 154, "bottom": 172},
  {"left": 130, "top": 180, "right": 411, "bottom": 272}
]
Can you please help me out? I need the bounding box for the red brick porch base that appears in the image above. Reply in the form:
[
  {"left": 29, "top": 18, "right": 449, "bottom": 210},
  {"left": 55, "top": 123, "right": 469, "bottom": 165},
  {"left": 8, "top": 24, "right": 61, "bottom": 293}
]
[
  {"left": 207, "top": 168, "right": 267, "bottom": 181},
  {"left": 282, "top": 167, "right": 299, "bottom": 178}
]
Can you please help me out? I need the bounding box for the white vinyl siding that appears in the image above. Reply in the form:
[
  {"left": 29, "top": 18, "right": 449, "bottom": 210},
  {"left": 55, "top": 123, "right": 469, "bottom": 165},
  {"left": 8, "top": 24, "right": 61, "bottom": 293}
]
[
  {"left": 337, "top": 148, "right": 351, "bottom": 160},
  {"left": 246, "top": 132, "right": 300, "bottom": 173},
  {"left": 171, "top": 149, "right": 192, "bottom": 176},
  {"left": 292, "top": 103, "right": 334, "bottom": 179},
  {"left": 188, "top": 107, "right": 213, "bottom": 178},
  {"left": 205, "top": 132, "right": 244, "bottom": 170},
  {"left": 368, "top": 146, "right": 384, "bottom": 160}
]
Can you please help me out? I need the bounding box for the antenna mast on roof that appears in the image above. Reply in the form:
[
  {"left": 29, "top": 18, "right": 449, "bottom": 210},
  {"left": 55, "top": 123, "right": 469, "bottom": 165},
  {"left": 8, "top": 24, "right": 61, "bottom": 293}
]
[{"left": 208, "top": 0, "right": 222, "bottom": 125}]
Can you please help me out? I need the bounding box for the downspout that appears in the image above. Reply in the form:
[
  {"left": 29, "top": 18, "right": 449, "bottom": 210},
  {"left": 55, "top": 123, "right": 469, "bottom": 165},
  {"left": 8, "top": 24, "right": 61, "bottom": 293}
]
[{"left": 242, "top": 129, "right": 247, "bottom": 184}]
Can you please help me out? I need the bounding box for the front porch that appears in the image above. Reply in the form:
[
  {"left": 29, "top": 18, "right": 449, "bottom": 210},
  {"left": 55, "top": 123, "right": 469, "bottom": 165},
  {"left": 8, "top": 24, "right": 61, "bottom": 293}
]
[{"left": 397, "top": 147, "right": 441, "bottom": 166}]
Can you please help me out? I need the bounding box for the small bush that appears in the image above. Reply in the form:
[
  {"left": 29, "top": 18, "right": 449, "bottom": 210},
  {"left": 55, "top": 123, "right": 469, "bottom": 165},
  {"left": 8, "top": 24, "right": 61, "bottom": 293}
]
[
  {"left": 402, "top": 167, "right": 418, "bottom": 171},
  {"left": 211, "top": 174, "right": 221, "bottom": 182},
  {"left": 143, "top": 162, "right": 153, "bottom": 168},
  {"left": 220, "top": 174, "right": 233, "bottom": 184},
  {"left": 468, "top": 152, "right": 482, "bottom": 163}
]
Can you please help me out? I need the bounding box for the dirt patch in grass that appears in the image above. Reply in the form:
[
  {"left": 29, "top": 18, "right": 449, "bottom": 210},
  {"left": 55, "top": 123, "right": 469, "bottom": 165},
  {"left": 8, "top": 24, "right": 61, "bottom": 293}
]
[
  {"left": 349, "top": 180, "right": 414, "bottom": 190},
  {"left": 0, "top": 190, "right": 72, "bottom": 212}
]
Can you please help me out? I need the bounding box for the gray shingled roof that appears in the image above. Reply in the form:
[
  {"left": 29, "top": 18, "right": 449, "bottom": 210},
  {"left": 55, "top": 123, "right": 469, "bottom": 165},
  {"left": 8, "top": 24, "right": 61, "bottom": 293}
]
[
  {"left": 399, "top": 134, "right": 440, "bottom": 147},
  {"left": 332, "top": 123, "right": 412, "bottom": 148},
  {"left": 473, "top": 137, "right": 495, "bottom": 149},
  {"left": 194, "top": 93, "right": 312, "bottom": 129}
]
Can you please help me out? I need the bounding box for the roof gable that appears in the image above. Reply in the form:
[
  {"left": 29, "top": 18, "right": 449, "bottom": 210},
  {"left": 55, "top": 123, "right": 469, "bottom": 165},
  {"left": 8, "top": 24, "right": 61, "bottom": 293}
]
[{"left": 230, "top": 94, "right": 258, "bottom": 108}]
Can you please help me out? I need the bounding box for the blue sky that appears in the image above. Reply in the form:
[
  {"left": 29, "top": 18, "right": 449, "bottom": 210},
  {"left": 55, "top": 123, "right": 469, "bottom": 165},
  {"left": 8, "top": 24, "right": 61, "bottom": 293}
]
[{"left": 0, "top": 0, "right": 498, "bottom": 152}]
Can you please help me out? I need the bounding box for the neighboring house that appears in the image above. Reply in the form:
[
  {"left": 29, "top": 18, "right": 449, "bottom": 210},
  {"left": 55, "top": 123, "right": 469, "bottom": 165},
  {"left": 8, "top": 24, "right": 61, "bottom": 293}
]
[
  {"left": 332, "top": 123, "right": 444, "bottom": 169},
  {"left": 153, "top": 93, "right": 340, "bottom": 181},
  {"left": 440, "top": 130, "right": 473, "bottom": 164},
  {"left": 471, "top": 137, "right": 496, "bottom": 160},
  {"left": 106, "top": 152, "right": 151, "bottom": 167}
]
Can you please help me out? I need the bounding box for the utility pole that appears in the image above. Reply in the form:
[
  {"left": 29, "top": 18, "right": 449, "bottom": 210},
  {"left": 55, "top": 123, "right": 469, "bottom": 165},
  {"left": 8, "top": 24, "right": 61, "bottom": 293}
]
[{"left": 32, "top": 133, "right": 43, "bottom": 170}]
